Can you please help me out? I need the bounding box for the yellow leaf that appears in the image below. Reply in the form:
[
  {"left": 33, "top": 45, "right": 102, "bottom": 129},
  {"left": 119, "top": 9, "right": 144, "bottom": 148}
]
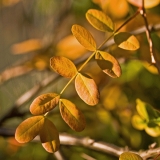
[
  {"left": 59, "top": 99, "right": 86, "bottom": 132},
  {"left": 145, "top": 125, "right": 160, "bottom": 137},
  {"left": 15, "top": 116, "right": 45, "bottom": 143},
  {"left": 30, "top": 93, "right": 60, "bottom": 115},
  {"left": 114, "top": 32, "right": 140, "bottom": 50},
  {"left": 11, "top": 39, "right": 43, "bottom": 54},
  {"left": 71, "top": 24, "right": 97, "bottom": 51},
  {"left": 50, "top": 56, "right": 77, "bottom": 78},
  {"left": 127, "top": 0, "right": 159, "bottom": 8},
  {"left": 86, "top": 9, "right": 114, "bottom": 32},
  {"left": 75, "top": 73, "right": 100, "bottom": 105},
  {"left": 119, "top": 152, "right": 143, "bottom": 160},
  {"left": 95, "top": 50, "right": 121, "bottom": 78},
  {"left": 40, "top": 118, "right": 60, "bottom": 153}
]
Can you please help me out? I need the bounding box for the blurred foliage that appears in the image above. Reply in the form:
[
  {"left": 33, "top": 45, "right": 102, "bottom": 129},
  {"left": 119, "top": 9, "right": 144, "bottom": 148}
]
[{"left": 0, "top": 0, "right": 160, "bottom": 159}]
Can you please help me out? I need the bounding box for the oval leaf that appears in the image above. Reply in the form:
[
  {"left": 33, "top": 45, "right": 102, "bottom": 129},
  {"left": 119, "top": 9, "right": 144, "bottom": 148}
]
[
  {"left": 71, "top": 24, "right": 97, "bottom": 51},
  {"left": 119, "top": 152, "right": 143, "bottom": 160},
  {"left": 86, "top": 9, "right": 114, "bottom": 32},
  {"left": 75, "top": 73, "right": 100, "bottom": 105},
  {"left": 145, "top": 125, "right": 160, "bottom": 137},
  {"left": 30, "top": 93, "right": 60, "bottom": 115},
  {"left": 95, "top": 50, "right": 121, "bottom": 78},
  {"left": 40, "top": 118, "right": 60, "bottom": 153},
  {"left": 50, "top": 56, "right": 77, "bottom": 78},
  {"left": 59, "top": 99, "right": 86, "bottom": 132},
  {"left": 15, "top": 116, "right": 45, "bottom": 143},
  {"left": 114, "top": 32, "right": 140, "bottom": 50}
]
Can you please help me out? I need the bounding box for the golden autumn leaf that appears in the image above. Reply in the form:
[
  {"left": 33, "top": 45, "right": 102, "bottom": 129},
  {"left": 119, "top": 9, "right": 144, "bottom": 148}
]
[
  {"left": 86, "top": 9, "right": 114, "bottom": 32},
  {"left": 95, "top": 50, "right": 121, "bottom": 78},
  {"left": 15, "top": 116, "right": 45, "bottom": 143},
  {"left": 59, "top": 99, "right": 86, "bottom": 132},
  {"left": 119, "top": 152, "right": 143, "bottom": 160},
  {"left": 50, "top": 56, "right": 77, "bottom": 78},
  {"left": 71, "top": 24, "right": 97, "bottom": 51},
  {"left": 30, "top": 93, "right": 60, "bottom": 115},
  {"left": 114, "top": 32, "right": 140, "bottom": 51},
  {"left": 40, "top": 118, "right": 60, "bottom": 153},
  {"left": 75, "top": 73, "right": 100, "bottom": 105}
]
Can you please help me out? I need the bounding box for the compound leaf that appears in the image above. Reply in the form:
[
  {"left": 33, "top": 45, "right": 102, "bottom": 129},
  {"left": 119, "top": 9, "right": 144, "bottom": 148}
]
[
  {"left": 40, "top": 118, "right": 60, "bottom": 153},
  {"left": 50, "top": 56, "right": 77, "bottom": 78},
  {"left": 75, "top": 73, "right": 100, "bottom": 105},
  {"left": 86, "top": 9, "right": 114, "bottom": 32},
  {"left": 119, "top": 152, "right": 143, "bottom": 160},
  {"left": 30, "top": 93, "right": 60, "bottom": 115},
  {"left": 95, "top": 50, "right": 121, "bottom": 78},
  {"left": 15, "top": 116, "right": 45, "bottom": 143},
  {"left": 59, "top": 99, "right": 86, "bottom": 132},
  {"left": 71, "top": 24, "right": 97, "bottom": 51},
  {"left": 114, "top": 32, "right": 139, "bottom": 50}
]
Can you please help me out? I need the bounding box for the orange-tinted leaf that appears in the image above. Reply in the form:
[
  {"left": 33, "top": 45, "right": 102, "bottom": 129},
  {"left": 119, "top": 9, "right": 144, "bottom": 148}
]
[
  {"left": 114, "top": 32, "right": 140, "bottom": 50},
  {"left": 86, "top": 9, "right": 114, "bottom": 32},
  {"left": 71, "top": 24, "right": 97, "bottom": 51},
  {"left": 59, "top": 99, "right": 86, "bottom": 132},
  {"left": 119, "top": 152, "right": 143, "bottom": 160},
  {"left": 15, "top": 116, "right": 45, "bottom": 143},
  {"left": 30, "top": 93, "right": 60, "bottom": 115},
  {"left": 95, "top": 50, "right": 121, "bottom": 78},
  {"left": 40, "top": 118, "right": 60, "bottom": 153},
  {"left": 50, "top": 56, "right": 77, "bottom": 78},
  {"left": 75, "top": 73, "right": 100, "bottom": 105}
]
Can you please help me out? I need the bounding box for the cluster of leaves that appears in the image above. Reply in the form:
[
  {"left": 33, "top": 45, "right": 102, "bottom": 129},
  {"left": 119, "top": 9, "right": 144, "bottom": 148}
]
[
  {"left": 15, "top": 9, "right": 140, "bottom": 153},
  {"left": 132, "top": 99, "right": 160, "bottom": 137}
]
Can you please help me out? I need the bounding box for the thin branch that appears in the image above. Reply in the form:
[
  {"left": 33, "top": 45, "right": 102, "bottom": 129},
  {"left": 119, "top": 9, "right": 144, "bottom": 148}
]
[{"left": 139, "top": 0, "right": 160, "bottom": 73}]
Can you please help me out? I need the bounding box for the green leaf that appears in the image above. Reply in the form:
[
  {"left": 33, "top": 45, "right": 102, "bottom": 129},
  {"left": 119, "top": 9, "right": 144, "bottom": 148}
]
[
  {"left": 114, "top": 32, "right": 139, "bottom": 50},
  {"left": 40, "top": 118, "right": 60, "bottom": 153},
  {"left": 15, "top": 116, "right": 45, "bottom": 143},
  {"left": 50, "top": 56, "right": 77, "bottom": 78},
  {"left": 71, "top": 24, "right": 97, "bottom": 51},
  {"left": 131, "top": 115, "right": 147, "bottom": 130},
  {"left": 95, "top": 50, "right": 121, "bottom": 78},
  {"left": 86, "top": 9, "right": 114, "bottom": 32},
  {"left": 145, "top": 125, "right": 160, "bottom": 137},
  {"left": 75, "top": 73, "right": 100, "bottom": 105},
  {"left": 59, "top": 99, "right": 86, "bottom": 132},
  {"left": 30, "top": 93, "right": 60, "bottom": 115},
  {"left": 119, "top": 152, "right": 143, "bottom": 160}
]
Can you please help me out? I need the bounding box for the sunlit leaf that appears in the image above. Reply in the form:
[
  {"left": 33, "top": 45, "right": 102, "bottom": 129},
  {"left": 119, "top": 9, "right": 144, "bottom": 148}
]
[
  {"left": 59, "top": 99, "right": 86, "bottom": 132},
  {"left": 127, "top": 0, "right": 159, "bottom": 8},
  {"left": 50, "top": 56, "right": 77, "bottom": 78},
  {"left": 40, "top": 118, "right": 60, "bottom": 153},
  {"left": 86, "top": 9, "right": 114, "bottom": 32},
  {"left": 30, "top": 93, "right": 60, "bottom": 115},
  {"left": 114, "top": 32, "right": 139, "bottom": 50},
  {"left": 131, "top": 115, "right": 147, "bottom": 130},
  {"left": 95, "top": 50, "right": 121, "bottom": 78},
  {"left": 71, "top": 24, "right": 97, "bottom": 51},
  {"left": 15, "top": 116, "right": 45, "bottom": 143},
  {"left": 142, "top": 61, "right": 158, "bottom": 75},
  {"left": 145, "top": 125, "right": 160, "bottom": 137},
  {"left": 75, "top": 73, "right": 100, "bottom": 105},
  {"left": 119, "top": 152, "right": 143, "bottom": 160}
]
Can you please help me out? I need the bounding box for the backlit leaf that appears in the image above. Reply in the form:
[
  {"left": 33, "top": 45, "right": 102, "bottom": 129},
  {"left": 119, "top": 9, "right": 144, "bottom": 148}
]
[
  {"left": 50, "top": 56, "right": 77, "bottom": 78},
  {"left": 114, "top": 32, "right": 139, "bottom": 50},
  {"left": 119, "top": 152, "right": 143, "bottom": 160},
  {"left": 15, "top": 116, "right": 45, "bottom": 143},
  {"left": 59, "top": 99, "right": 86, "bottom": 132},
  {"left": 127, "top": 0, "right": 159, "bottom": 8},
  {"left": 30, "top": 93, "right": 60, "bottom": 115},
  {"left": 40, "top": 118, "right": 60, "bottom": 153},
  {"left": 75, "top": 73, "right": 100, "bottom": 105},
  {"left": 145, "top": 125, "right": 160, "bottom": 137},
  {"left": 71, "top": 24, "right": 97, "bottom": 51},
  {"left": 95, "top": 50, "right": 121, "bottom": 78},
  {"left": 86, "top": 9, "right": 114, "bottom": 32}
]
